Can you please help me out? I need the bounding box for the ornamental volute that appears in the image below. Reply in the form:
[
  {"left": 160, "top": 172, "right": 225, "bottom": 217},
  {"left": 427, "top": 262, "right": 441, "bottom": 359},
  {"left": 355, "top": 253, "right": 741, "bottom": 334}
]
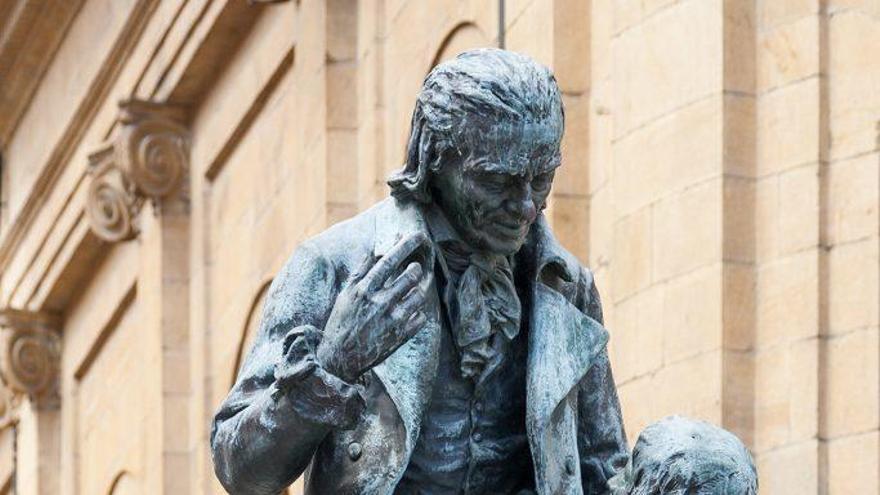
[
  {"left": 0, "top": 309, "right": 61, "bottom": 410},
  {"left": 85, "top": 99, "right": 189, "bottom": 243}
]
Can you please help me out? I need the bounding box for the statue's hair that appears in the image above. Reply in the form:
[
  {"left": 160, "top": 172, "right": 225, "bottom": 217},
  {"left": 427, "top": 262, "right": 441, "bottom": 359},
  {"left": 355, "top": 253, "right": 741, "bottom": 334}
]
[
  {"left": 387, "top": 48, "right": 564, "bottom": 203},
  {"left": 620, "top": 416, "right": 758, "bottom": 495}
]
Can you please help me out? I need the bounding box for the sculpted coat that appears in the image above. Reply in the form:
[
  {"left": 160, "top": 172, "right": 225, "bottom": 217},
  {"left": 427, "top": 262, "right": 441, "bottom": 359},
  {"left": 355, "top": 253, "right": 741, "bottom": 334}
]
[{"left": 211, "top": 198, "right": 628, "bottom": 494}]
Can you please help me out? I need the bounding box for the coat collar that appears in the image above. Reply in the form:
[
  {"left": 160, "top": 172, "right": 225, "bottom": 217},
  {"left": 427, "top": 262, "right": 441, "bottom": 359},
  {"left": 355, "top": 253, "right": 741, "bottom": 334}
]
[{"left": 369, "top": 198, "right": 608, "bottom": 470}]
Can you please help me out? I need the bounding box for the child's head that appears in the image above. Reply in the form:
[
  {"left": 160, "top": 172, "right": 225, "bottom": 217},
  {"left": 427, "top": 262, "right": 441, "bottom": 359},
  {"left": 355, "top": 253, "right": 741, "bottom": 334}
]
[{"left": 609, "top": 416, "right": 757, "bottom": 495}]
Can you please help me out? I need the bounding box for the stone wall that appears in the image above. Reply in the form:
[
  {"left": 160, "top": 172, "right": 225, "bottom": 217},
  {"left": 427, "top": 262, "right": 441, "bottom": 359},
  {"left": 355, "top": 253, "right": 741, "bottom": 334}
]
[{"left": 0, "top": 1, "right": 877, "bottom": 493}]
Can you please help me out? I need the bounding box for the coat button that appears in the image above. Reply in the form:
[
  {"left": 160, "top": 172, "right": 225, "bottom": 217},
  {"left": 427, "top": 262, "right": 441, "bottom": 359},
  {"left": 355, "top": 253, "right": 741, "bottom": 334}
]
[
  {"left": 565, "top": 456, "right": 576, "bottom": 476},
  {"left": 348, "top": 442, "right": 362, "bottom": 461}
]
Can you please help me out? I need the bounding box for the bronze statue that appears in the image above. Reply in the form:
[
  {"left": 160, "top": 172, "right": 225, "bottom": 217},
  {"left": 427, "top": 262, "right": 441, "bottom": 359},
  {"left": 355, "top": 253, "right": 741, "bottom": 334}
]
[{"left": 211, "top": 48, "right": 756, "bottom": 495}]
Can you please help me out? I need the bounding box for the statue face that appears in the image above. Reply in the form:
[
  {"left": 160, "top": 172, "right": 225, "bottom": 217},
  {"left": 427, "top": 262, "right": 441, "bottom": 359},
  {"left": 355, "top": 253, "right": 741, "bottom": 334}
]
[{"left": 429, "top": 123, "right": 560, "bottom": 256}]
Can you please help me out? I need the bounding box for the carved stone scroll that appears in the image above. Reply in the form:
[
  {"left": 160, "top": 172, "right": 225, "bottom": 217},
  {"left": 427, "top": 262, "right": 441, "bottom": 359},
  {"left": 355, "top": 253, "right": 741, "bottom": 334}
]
[
  {"left": 0, "top": 309, "right": 61, "bottom": 410},
  {"left": 86, "top": 100, "right": 189, "bottom": 243}
]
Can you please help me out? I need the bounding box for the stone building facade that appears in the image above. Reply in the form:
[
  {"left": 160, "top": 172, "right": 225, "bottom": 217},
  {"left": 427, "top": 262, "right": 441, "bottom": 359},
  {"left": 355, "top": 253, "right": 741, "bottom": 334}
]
[{"left": 0, "top": 0, "right": 877, "bottom": 493}]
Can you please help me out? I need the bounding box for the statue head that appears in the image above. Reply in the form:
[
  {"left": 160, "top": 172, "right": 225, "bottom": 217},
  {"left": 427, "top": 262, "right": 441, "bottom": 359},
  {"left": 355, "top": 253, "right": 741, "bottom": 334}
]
[
  {"left": 388, "top": 48, "right": 564, "bottom": 256},
  {"left": 608, "top": 416, "right": 758, "bottom": 495}
]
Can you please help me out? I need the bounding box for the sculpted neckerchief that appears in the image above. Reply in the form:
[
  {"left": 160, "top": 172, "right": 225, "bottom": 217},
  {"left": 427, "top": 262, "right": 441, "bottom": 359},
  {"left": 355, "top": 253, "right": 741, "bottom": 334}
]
[
  {"left": 422, "top": 205, "right": 523, "bottom": 380},
  {"left": 439, "top": 240, "right": 522, "bottom": 380}
]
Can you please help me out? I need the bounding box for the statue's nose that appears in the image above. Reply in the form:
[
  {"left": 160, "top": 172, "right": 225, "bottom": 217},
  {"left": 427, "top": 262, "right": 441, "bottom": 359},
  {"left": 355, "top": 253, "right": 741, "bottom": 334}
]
[{"left": 505, "top": 196, "right": 537, "bottom": 224}]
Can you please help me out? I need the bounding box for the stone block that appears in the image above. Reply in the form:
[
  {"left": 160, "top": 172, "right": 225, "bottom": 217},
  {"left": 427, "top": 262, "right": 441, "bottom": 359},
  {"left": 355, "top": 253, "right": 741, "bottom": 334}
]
[
  {"left": 653, "top": 178, "right": 722, "bottom": 282},
  {"left": 722, "top": 263, "right": 756, "bottom": 351},
  {"left": 653, "top": 349, "right": 724, "bottom": 424},
  {"left": 662, "top": 264, "right": 723, "bottom": 364},
  {"left": 164, "top": 452, "right": 190, "bottom": 494},
  {"left": 557, "top": 93, "right": 590, "bottom": 196},
  {"left": 505, "top": 0, "right": 554, "bottom": 66},
  {"left": 553, "top": 0, "right": 590, "bottom": 93},
  {"left": 828, "top": 11, "right": 880, "bottom": 160},
  {"left": 822, "top": 328, "right": 879, "bottom": 438},
  {"left": 723, "top": 176, "right": 755, "bottom": 263},
  {"left": 588, "top": 186, "right": 614, "bottom": 270},
  {"left": 757, "top": 0, "right": 819, "bottom": 29},
  {"left": 327, "top": 129, "right": 359, "bottom": 204},
  {"left": 828, "top": 239, "right": 879, "bottom": 334},
  {"left": 163, "top": 396, "right": 190, "bottom": 453},
  {"left": 777, "top": 163, "right": 819, "bottom": 255},
  {"left": 552, "top": 195, "right": 589, "bottom": 263},
  {"left": 612, "top": 206, "right": 653, "bottom": 301},
  {"left": 754, "top": 175, "right": 780, "bottom": 261},
  {"left": 825, "top": 431, "right": 880, "bottom": 495},
  {"left": 327, "top": 0, "right": 358, "bottom": 62},
  {"left": 617, "top": 375, "right": 657, "bottom": 446},
  {"left": 611, "top": 0, "right": 722, "bottom": 136},
  {"left": 756, "top": 78, "right": 820, "bottom": 176},
  {"left": 754, "top": 439, "right": 819, "bottom": 493},
  {"left": 723, "top": 0, "right": 756, "bottom": 94},
  {"left": 590, "top": 0, "right": 614, "bottom": 81},
  {"left": 613, "top": 95, "right": 722, "bottom": 217},
  {"left": 162, "top": 351, "right": 190, "bottom": 395},
  {"left": 753, "top": 338, "right": 818, "bottom": 451},
  {"left": 589, "top": 82, "right": 613, "bottom": 194},
  {"left": 755, "top": 251, "right": 819, "bottom": 346},
  {"left": 827, "top": 0, "right": 880, "bottom": 16},
  {"left": 608, "top": 286, "right": 664, "bottom": 383},
  {"left": 613, "top": 0, "right": 680, "bottom": 34},
  {"left": 787, "top": 338, "right": 819, "bottom": 443},
  {"left": 723, "top": 94, "right": 756, "bottom": 177},
  {"left": 757, "top": 15, "right": 820, "bottom": 93},
  {"left": 327, "top": 63, "right": 358, "bottom": 129},
  {"left": 721, "top": 349, "right": 755, "bottom": 446},
  {"left": 827, "top": 150, "right": 880, "bottom": 246}
]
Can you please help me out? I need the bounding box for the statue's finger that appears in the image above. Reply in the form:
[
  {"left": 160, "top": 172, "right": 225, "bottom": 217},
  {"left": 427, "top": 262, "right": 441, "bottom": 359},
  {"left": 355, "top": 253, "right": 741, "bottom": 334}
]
[
  {"left": 401, "top": 311, "right": 427, "bottom": 339},
  {"left": 380, "top": 262, "right": 423, "bottom": 302},
  {"left": 388, "top": 287, "right": 426, "bottom": 324},
  {"left": 348, "top": 252, "right": 377, "bottom": 283},
  {"left": 361, "top": 232, "right": 428, "bottom": 291}
]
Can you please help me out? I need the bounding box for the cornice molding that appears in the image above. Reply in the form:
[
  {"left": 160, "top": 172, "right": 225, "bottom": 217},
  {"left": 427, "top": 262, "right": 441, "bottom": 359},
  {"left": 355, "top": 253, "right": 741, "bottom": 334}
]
[
  {"left": 0, "top": 0, "right": 157, "bottom": 270},
  {"left": 0, "top": 308, "right": 61, "bottom": 411},
  {"left": 85, "top": 100, "right": 190, "bottom": 243}
]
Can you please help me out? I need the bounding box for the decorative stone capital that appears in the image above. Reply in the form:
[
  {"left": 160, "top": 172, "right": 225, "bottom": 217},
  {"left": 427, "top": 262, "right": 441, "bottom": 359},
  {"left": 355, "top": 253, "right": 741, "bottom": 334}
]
[
  {"left": 0, "top": 309, "right": 61, "bottom": 410},
  {"left": 86, "top": 100, "right": 190, "bottom": 242}
]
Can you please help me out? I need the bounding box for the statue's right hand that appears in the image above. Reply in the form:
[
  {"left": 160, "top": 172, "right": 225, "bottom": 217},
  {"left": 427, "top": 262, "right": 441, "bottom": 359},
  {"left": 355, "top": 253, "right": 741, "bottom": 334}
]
[{"left": 315, "top": 233, "right": 430, "bottom": 383}]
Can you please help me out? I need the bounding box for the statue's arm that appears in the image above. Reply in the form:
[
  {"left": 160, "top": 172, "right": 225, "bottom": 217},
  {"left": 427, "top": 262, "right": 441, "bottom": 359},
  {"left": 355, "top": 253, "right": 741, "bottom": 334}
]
[
  {"left": 211, "top": 243, "right": 364, "bottom": 495},
  {"left": 575, "top": 269, "right": 630, "bottom": 493}
]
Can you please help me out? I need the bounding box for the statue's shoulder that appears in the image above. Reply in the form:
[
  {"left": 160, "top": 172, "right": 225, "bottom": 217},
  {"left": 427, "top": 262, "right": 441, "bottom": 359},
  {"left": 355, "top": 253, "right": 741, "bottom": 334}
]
[
  {"left": 260, "top": 199, "right": 396, "bottom": 331},
  {"left": 287, "top": 197, "right": 398, "bottom": 271}
]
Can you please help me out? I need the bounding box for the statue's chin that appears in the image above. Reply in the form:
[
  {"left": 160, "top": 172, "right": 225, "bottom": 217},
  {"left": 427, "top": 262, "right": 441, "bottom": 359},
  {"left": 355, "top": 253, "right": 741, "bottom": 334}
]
[{"left": 474, "top": 233, "right": 527, "bottom": 257}]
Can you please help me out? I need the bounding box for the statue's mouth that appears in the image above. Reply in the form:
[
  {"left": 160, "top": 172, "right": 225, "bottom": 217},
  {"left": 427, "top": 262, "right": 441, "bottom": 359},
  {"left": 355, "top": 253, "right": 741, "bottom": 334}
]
[{"left": 492, "top": 220, "right": 528, "bottom": 239}]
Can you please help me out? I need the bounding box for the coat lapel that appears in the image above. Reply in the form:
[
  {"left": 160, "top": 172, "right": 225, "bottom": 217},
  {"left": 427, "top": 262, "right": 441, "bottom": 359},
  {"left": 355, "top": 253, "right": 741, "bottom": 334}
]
[
  {"left": 369, "top": 199, "right": 441, "bottom": 474},
  {"left": 525, "top": 217, "right": 610, "bottom": 493}
]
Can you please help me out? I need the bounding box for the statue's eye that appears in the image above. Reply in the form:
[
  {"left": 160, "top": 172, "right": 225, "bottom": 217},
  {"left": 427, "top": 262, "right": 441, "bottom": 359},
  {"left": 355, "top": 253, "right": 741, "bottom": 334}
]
[
  {"left": 531, "top": 172, "right": 553, "bottom": 192},
  {"left": 475, "top": 172, "right": 508, "bottom": 189}
]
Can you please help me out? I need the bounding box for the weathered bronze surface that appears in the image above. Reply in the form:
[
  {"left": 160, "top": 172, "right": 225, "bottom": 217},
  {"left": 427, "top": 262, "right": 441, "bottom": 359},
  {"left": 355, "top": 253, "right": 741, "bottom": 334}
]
[{"left": 211, "top": 49, "right": 756, "bottom": 495}]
